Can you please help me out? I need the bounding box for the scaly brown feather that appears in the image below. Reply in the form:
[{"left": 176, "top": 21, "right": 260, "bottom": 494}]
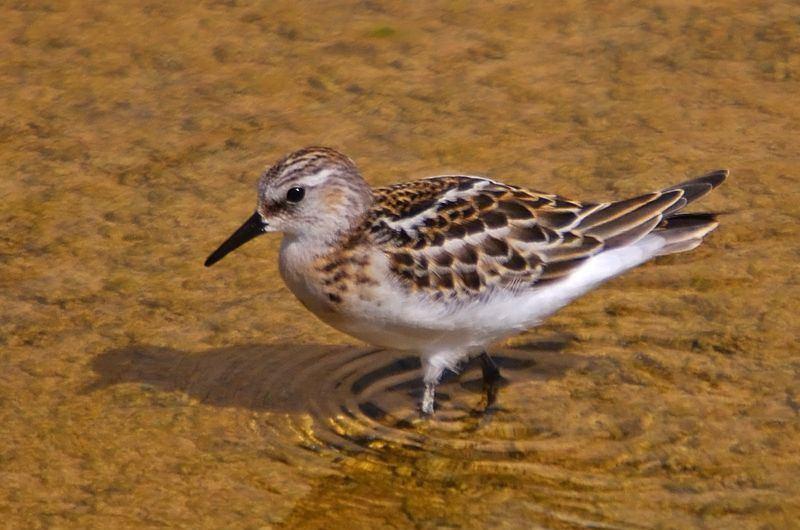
[{"left": 366, "top": 170, "right": 726, "bottom": 298}]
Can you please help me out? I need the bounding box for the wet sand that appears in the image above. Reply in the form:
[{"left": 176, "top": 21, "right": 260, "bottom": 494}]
[{"left": 1, "top": 1, "right": 799, "bottom": 528}]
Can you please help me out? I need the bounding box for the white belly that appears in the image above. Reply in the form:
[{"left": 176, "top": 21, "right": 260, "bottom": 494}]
[{"left": 280, "top": 234, "right": 666, "bottom": 357}]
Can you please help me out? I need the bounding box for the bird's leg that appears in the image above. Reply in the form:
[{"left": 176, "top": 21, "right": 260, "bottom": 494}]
[
  {"left": 421, "top": 382, "right": 436, "bottom": 415},
  {"left": 421, "top": 357, "right": 445, "bottom": 416},
  {"left": 479, "top": 351, "right": 502, "bottom": 409}
]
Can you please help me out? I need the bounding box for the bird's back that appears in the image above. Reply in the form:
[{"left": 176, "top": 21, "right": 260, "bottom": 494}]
[{"left": 365, "top": 170, "right": 726, "bottom": 304}]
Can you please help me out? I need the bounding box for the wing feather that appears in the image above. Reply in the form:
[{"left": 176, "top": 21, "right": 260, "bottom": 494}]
[{"left": 369, "top": 171, "right": 725, "bottom": 299}]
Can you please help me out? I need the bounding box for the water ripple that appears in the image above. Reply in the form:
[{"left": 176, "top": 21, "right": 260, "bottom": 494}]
[
  {"left": 89, "top": 339, "right": 584, "bottom": 459},
  {"left": 89, "top": 340, "right": 658, "bottom": 527}
]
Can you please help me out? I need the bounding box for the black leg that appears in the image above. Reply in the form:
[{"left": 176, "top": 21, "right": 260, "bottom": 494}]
[{"left": 479, "top": 351, "right": 501, "bottom": 409}]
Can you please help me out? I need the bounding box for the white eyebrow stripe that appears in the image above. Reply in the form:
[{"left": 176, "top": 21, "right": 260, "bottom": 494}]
[{"left": 296, "top": 168, "right": 336, "bottom": 188}]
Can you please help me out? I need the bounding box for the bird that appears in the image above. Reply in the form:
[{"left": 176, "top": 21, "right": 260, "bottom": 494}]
[{"left": 204, "top": 146, "right": 726, "bottom": 415}]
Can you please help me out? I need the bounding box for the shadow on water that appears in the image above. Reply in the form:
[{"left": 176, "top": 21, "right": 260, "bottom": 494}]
[
  {"left": 87, "top": 342, "right": 360, "bottom": 413},
  {"left": 88, "top": 340, "right": 650, "bottom": 527},
  {"left": 87, "top": 338, "right": 576, "bottom": 415},
  {"left": 86, "top": 338, "right": 584, "bottom": 453}
]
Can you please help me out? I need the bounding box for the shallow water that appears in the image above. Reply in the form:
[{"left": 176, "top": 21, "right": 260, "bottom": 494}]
[{"left": 2, "top": 1, "right": 799, "bottom": 528}]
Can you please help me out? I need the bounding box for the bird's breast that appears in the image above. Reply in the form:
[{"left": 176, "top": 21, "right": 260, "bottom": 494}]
[{"left": 278, "top": 237, "right": 336, "bottom": 316}]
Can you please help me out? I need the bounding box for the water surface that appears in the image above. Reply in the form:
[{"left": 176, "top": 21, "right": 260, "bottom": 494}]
[{"left": 1, "top": 1, "right": 799, "bottom": 528}]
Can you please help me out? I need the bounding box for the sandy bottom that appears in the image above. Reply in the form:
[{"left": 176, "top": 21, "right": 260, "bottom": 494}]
[{"left": 1, "top": 1, "right": 799, "bottom": 528}]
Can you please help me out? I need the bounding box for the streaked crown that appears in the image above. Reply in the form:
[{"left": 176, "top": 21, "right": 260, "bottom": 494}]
[{"left": 261, "top": 146, "right": 359, "bottom": 189}]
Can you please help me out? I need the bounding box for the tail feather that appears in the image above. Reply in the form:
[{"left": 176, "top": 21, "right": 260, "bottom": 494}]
[
  {"left": 652, "top": 170, "right": 727, "bottom": 255},
  {"left": 653, "top": 213, "right": 721, "bottom": 256}
]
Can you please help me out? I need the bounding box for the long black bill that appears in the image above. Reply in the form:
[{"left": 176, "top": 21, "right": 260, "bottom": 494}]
[{"left": 204, "top": 212, "right": 266, "bottom": 267}]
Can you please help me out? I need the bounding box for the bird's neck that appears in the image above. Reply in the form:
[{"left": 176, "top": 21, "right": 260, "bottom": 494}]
[{"left": 278, "top": 215, "right": 366, "bottom": 273}]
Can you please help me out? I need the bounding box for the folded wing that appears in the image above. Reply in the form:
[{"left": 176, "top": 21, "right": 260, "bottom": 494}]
[{"left": 369, "top": 170, "right": 726, "bottom": 299}]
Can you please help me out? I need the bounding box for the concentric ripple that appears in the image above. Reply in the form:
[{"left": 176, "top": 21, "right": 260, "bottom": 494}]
[
  {"left": 90, "top": 339, "right": 657, "bottom": 527},
  {"left": 256, "top": 339, "right": 640, "bottom": 529},
  {"left": 90, "top": 338, "right": 588, "bottom": 459},
  {"left": 243, "top": 338, "right": 584, "bottom": 459}
]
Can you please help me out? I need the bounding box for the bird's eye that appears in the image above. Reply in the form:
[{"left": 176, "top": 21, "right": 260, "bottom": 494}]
[{"left": 286, "top": 187, "right": 305, "bottom": 203}]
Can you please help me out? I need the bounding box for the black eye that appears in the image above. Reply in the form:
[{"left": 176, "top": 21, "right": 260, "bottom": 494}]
[{"left": 286, "top": 187, "right": 305, "bottom": 203}]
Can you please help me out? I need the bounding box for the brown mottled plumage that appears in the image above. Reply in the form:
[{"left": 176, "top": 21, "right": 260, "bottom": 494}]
[
  {"left": 363, "top": 171, "right": 726, "bottom": 299},
  {"left": 205, "top": 146, "right": 727, "bottom": 414}
]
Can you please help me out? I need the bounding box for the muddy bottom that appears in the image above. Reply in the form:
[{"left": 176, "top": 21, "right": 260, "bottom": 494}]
[{"left": 1, "top": 1, "right": 799, "bottom": 528}]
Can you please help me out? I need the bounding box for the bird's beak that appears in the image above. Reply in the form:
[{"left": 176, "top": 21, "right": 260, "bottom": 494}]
[{"left": 204, "top": 212, "right": 267, "bottom": 267}]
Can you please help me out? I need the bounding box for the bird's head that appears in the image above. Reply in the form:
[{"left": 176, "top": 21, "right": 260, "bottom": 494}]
[{"left": 205, "top": 146, "right": 372, "bottom": 267}]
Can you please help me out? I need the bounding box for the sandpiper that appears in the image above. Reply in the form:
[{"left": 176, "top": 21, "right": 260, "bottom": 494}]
[{"left": 205, "top": 147, "right": 726, "bottom": 414}]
